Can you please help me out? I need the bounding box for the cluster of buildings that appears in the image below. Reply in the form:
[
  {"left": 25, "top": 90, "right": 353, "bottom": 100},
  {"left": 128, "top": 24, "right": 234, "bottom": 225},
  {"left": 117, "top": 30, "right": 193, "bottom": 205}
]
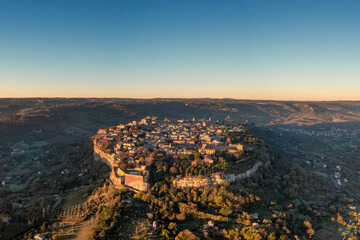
[
  {"left": 333, "top": 165, "right": 348, "bottom": 186},
  {"left": 94, "top": 116, "right": 247, "bottom": 191},
  {"left": 96, "top": 116, "right": 245, "bottom": 165}
]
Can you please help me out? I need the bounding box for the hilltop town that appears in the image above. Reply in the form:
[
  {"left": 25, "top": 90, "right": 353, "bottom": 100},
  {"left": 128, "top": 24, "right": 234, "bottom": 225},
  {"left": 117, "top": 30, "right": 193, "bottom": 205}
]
[
  {"left": 1, "top": 103, "right": 358, "bottom": 239},
  {"left": 93, "top": 117, "right": 266, "bottom": 191}
]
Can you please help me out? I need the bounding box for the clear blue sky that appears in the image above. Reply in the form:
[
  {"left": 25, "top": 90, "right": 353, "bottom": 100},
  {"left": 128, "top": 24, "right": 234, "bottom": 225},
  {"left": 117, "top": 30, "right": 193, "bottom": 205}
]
[{"left": 0, "top": 0, "right": 359, "bottom": 100}]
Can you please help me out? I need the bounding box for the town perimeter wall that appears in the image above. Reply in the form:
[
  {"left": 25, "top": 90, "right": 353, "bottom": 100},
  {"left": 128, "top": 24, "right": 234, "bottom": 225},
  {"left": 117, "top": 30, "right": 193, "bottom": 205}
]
[
  {"left": 93, "top": 142, "right": 147, "bottom": 191},
  {"left": 172, "top": 161, "right": 270, "bottom": 188},
  {"left": 93, "top": 144, "right": 115, "bottom": 170},
  {"left": 94, "top": 140, "right": 270, "bottom": 190}
]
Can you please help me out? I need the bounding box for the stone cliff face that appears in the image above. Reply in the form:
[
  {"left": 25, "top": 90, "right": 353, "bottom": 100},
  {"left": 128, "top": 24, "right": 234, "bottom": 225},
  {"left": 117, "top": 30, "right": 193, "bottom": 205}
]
[{"left": 172, "top": 161, "right": 270, "bottom": 188}]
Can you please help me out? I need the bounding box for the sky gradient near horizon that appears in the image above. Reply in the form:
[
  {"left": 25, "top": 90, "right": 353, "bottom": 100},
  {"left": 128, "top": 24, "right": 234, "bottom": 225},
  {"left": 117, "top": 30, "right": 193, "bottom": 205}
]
[{"left": 0, "top": 0, "right": 359, "bottom": 100}]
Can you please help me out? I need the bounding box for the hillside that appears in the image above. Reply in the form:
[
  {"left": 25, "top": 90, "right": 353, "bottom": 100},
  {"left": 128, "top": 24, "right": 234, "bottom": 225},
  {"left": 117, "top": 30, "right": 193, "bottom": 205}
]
[
  {"left": 1, "top": 98, "right": 359, "bottom": 164},
  {"left": 1, "top": 99, "right": 359, "bottom": 239},
  {"left": 1, "top": 99, "right": 359, "bottom": 142}
]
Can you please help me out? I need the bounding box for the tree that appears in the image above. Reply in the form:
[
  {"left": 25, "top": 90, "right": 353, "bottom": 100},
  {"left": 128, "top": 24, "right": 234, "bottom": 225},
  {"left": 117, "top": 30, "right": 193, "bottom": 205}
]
[
  {"left": 337, "top": 212, "right": 346, "bottom": 225},
  {"left": 170, "top": 167, "right": 178, "bottom": 175},
  {"left": 168, "top": 222, "right": 178, "bottom": 233},
  {"left": 303, "top": 220, "right": 312, "bottom": 229},
  {"left": 175, "top": 230, "right": 200, "bottom": 240},
  {"left": 161, "top": 229, "right": 171, "bottom": 239},
  {"left": 193, "top": 151, "right": 201, "bottom": 161},
  {"left": 328, "top": 205, "right": 337, "bottom": 214},
  {"left": 41, "top": 222, "right": 47, "bottom": 232},
  {"left": 279, "top": 235, "right": 290, "bottom": 240},
  {"left": 304, "top": 220, "right": 315, "bottom": 238},
  {"left": 176, "top": 213, "right": 186, "bottom": 221},
  {"left": 268, "top": 232, "right": 276, "bottom": 240},
  {"left": 52, "top": 234, "right": 60, "bottom": 240},
  {"left": 306, "top": 228, "right": 315, "bottom": 238}
]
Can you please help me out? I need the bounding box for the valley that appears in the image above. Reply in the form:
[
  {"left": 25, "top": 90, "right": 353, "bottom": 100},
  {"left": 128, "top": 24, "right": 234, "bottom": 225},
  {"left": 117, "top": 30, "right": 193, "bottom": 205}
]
[{"left": 0, "top": 98, "right": 359, "bottom": 239}]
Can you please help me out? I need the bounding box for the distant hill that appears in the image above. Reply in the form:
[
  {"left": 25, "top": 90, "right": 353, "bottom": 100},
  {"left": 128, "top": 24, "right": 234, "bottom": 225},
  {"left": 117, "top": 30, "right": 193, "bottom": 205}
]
[{"left": 0, "top": 98, "right": 359, "bottom": 145}]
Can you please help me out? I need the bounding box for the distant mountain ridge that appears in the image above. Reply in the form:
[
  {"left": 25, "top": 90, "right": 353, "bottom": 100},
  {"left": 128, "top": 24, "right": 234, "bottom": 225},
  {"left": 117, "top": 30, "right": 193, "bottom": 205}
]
[{"left": 1, "top": 98, "right": 360, "bottom": 127}]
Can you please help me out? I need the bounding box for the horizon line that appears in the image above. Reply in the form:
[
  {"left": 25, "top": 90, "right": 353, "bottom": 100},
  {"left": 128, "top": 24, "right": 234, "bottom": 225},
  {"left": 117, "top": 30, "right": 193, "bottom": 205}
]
[{"left": 0, "top": 97, "right": 359, "bottom": 102}]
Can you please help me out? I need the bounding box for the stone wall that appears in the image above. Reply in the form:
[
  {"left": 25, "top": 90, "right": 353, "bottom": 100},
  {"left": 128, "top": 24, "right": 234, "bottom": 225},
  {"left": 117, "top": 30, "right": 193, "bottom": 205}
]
[
  {"left": 225, "top": 161, "right": 267, "bottom": 183},
  {"left": 172, "top": 173, "right": 225, "bottom": 188},
  {"left": 93, "top": 140, "right": 148, "bottom": 191},
  {"left": 172, "top": 161, "right": 270, "bottom": 188},
  {"left": 93, "top": 144, "right": 115, "bottom": 169},
  {"left": 94, "top": 139, "right": 269, "bottom": 190}
]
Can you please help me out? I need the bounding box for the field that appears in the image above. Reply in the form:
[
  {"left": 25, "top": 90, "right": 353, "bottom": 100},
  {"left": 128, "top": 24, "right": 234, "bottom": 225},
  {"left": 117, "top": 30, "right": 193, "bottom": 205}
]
[
  {"left": 17, "top": 141, "right": 49, "bottom": 148},
  {"left": 314, "top": 228, "right": 341, "bottom": 240}
]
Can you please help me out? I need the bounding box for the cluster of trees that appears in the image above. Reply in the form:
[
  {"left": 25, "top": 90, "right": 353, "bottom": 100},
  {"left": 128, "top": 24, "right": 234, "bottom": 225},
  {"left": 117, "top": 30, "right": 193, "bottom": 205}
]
[
  {"left": 332, "top": 210, "right": 360, "bottom": 239},
  {"left": 26, "top": 149, "right": 347, "bottom": 239},
  {"left": 150, "top": 149, "right": 262, "bottom": 183},
  {"left": 56, "top": 184, "right": 150, "bottom": 239},
  {"left": 131, "top": 144, "right": 341, "bottom": 239},
  {"left": 15, "top": 125, "right": 358, "bottom": 239},
  {"left": 0, "top": 198, "right": 59, "bottom": 240},
  {"left": 0, "top": 139, "right": 110, "bottom": 240},
  {"left": 223, "top": 129, "right": 261, "bottom": 145},
  {"left": 35, "top": 140, "right": 110, "bottom": 193},
  {"left": 184, "top": 163, "right": 227, "bottom": 177},
  {"left": 135, "top": 183, "right": 292, "bottom": 239},
  {"left": 94, "top": 137, "right": 113, "bottom": 152}
]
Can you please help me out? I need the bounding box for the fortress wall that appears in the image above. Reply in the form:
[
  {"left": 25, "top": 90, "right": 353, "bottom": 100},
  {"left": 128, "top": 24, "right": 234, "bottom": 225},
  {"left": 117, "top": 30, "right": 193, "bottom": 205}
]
[
  {"left": 93, "top": 144, "right": 115, "bottom": 170},
  {"left": 225, "top": 161, "right": 264, "bottom": 182},
  {"left": 94, "top": 141, "right": 148, "bottom": 191},
  {"left": 173, "top": 160, "right": 270, "bottom": 188},
  {"left": 94, "top": 138, "right": 269, "bottom": 191},
  {"left": 110, "top": 171, "right": 123, "bottom": 186}
]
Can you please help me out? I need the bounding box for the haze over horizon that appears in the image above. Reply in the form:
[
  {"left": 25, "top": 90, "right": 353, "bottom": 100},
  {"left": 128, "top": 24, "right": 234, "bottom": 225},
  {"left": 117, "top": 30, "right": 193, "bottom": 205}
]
[{"left": 1, "top": 0, "right": 359, "bottom": 100}]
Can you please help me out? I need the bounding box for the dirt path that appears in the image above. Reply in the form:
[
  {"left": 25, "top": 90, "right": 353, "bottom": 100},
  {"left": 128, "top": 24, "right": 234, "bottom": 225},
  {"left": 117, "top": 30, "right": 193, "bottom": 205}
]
[
  {"left": 74, "top": 216, "right": 95, "bottom": 240},
  {"left": 50, "top": 215, "right": 96, "bottom": 240}
]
